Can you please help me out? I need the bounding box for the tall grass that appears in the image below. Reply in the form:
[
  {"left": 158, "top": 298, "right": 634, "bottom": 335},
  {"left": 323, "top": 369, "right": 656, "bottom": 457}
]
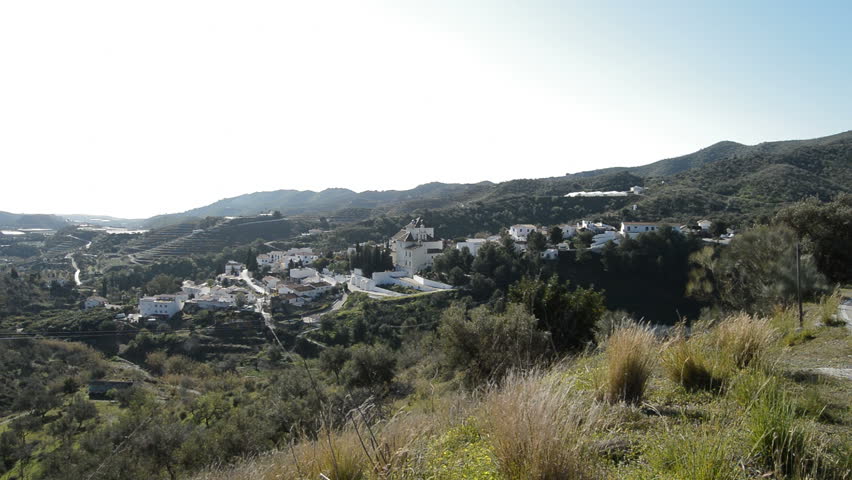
[
  {"left": 647, "top": 427, "right": 742, "bottom": 480},
  {"left": 597, "top": 323, "right": 657, "bottom": 404},
  {"left": 744, "top": 376, "right": 811, "bottom": 477},
  {"left": 661, "top": 327, "right": 724, "bottom": 391},
  {"left": 481, "top": 369, "right": 604, "bottom": 479},
  {"left": 817, "top": 286, "right": 845, "bottom": 326},
  {"left": 714, "top": 313, "right": 776, "bottom": 370},
  {"left": 735, "top": 372, "right": 850, "bottom": 479}
]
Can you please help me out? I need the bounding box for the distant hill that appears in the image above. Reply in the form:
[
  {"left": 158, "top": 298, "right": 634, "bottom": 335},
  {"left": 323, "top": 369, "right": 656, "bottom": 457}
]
[
  {"left": 572, "top": 130, "right": 852, "bottom": 178},
  {"left": 143, "top": 130, "right": 851, "bottom": 229},
  {"left": 0, "top": 211, "right": 69, "bottom": 230},
  {"left": 143, "top": 182, "right": 496, "bottom": 228}
]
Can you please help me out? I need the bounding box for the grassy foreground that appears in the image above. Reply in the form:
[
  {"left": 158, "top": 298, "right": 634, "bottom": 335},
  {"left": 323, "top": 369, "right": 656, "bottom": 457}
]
[{"left": 194, "top": 307, "right": 851, "bottom": 480}]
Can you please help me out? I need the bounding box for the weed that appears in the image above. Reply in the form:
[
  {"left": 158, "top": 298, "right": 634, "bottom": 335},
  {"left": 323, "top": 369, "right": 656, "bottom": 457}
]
[
  {"left": 661, "top": 329, "right": 725, "bottom": 391},
  {"left": 597, "top": 323, "right": 657, "bottom": 404},
  {"left": 715, "top": 313, "right": 776, "bottom": 370},
  {"left": 482, "top": 369, "right": 603, "bottom": 479}
]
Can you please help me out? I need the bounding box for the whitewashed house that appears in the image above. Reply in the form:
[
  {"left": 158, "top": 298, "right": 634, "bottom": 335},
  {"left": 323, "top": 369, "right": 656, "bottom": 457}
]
[
  {"left": 280, "top": 293, "right": 307, "bottom": 307},
  {"left": 308, "top": 281, "right": 333, "bottom": 296},
  {"left": 139, "top": 294, "right": 186, "bottom": 318},
  {"left": 455, "top": 238, "right": 487, "bottom": 256},
  {"left": 591, "top": 231, "right": 622, "bottom": 248},
  {"left": 629, "top": 186, "right": 646, "bottom": 195},
  {"left": 556, "top": 224, "right": 577, "bottom": 239},
  {"left": 619, "top": 222, "right": 682, "bottom": 239},
  {"left": 508, "top": 224, "right": 537, "bottom": 242},
  {"left": 390, "top": 218, "right": 444, "bottom": 275},
  {"left": 224, "top": 261, "right": 244, "bottom": 276},
  {"left": 289, "top": 267, "right": 318, "bottom": 281},
  {"left": 697, "top": 219, "right": 712, "bottom": 231},
  {"left": 190, "top": 296, "right": 235, "bottom": 310},
  {"left": 262, "top": 276, "right": 280, "bottom": 290}
]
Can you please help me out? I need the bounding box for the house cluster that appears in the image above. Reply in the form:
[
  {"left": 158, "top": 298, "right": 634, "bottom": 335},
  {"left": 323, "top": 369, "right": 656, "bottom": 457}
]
[
  {"left": 181, "top": 280, "right": 257, "bottom": 310},
  {"left": 390, "top": 217, "right": 445, "bottom": 275},
  {"left": 257, "top": 247, "right": 319, "bottom": 272},
  {"left": 136, "top": 280, "right": 258, "bottom": 320},
  {"left": 452, "top": 218, "right": 719, "bottom": 257}
]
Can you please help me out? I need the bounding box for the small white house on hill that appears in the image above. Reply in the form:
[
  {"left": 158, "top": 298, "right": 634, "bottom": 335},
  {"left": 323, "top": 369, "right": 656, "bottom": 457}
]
[
  {"left": 455, "top": 238, "right": 487, "bottom": 256},
  {"left": 620, "top": 222, "right": 682, "bottom": 238},
  {"left": 224, "top": 261, "right": 244, "bottom": 276},
  {"left": 508, "top": 224, "right": 537, "bottom": 242}
]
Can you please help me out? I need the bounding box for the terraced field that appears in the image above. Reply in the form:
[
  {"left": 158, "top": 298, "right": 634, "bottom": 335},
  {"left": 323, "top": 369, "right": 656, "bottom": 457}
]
[{"left": 127, "top": 217, "right": 296, "bottom": 263}]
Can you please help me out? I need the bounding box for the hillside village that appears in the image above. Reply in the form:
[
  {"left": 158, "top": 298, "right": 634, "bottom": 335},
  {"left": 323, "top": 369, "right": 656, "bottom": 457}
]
[
  {"left": 0, "top": 136, "right": 849, "bottom": 480},
  {"left": 97, "top": 212, "right": 731, "bottom": 328}
]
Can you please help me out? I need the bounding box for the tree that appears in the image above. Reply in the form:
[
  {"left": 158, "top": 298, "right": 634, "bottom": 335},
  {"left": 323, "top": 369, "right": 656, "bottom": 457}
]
[
  {"left": 548, "top": 226, "right": 564, "bottom": 245},
  {"left": 13, "top": 383, "right": 60, "bottom": 419},
  {"left": 341, "top": 344, "right": 397, "bottom": 388},
  {"left": 776, "top": 194, "right": 852, "bottom": 283},
  {"left": 134, "top": 415, "right": 190, "bottom": 480},
  {"left": 439, "top": 303, "right": 550, "bottom": 384},
  {"left": 572, "top": 230, "right": 595, "bottom": 249},
  {"left": 145, "top": 274, "right": 181, "bottom": 295},
  {"left": 234, "top": 292, "right": 247, "bottom": 309},
  {"left": 509, "top": 275, "right": 606, "bottom": 351},
  {"left": 433, "top": 247, "right": 474, "bottom": 284},
  {"left": 318, "top": 345, "right": 351, "bottom": 384},
  {"left": 245, "top": 248, "right": 259, "bottom": 273},
  {"left": 687, "top": 225, "right": 828, "bottom": 313},
  {"left": 526, "top": 230, "right": 548, "bottom": 253},
  {"left": 67, "top": 393, "right": 98, "bottom": 430}
]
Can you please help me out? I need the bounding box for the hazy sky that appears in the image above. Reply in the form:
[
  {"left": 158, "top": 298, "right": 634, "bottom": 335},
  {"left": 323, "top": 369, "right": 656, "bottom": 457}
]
[{"left": 1, "top": 1, "right": 850, "bottom": 218}]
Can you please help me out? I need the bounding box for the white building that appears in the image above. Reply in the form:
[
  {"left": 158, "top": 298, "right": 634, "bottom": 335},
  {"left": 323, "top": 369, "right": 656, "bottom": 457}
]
[
  {"left": 556, "top": 224, "right": 577, "bottom": 239},
  {"left": 181, "top": 280, "right": 210, "bottom": 298},
  {"left": 591, "top": 230, "right": 622, "bottom": 248},
  {"left": 629, "top": 186, "right": 646, "bottom": 195},
  {"left": 289, "top": 267, "right": 318, "bottom": 281},
  {"left": 455, "top": 238, "right": 487, "bottom": 256},
  {"left": 283, "top": 248, "right": 319, "bottom": 266},
  {"left": 224, "top": 261, "right": 244, "bottom": 276},
  {"left": 307, "top": 281, "right": 333, "bottom": 296},
  {"left": 262, "top": 276, "right": 280, "bottom": 289},
  {"left": 390, "top": 218, "right": 444, "bottom": 275},
  {"left": 190, "top": 296, "right": 235, "bottom": 310},
  {"left": 139, "top": 294, "right": 186, "bottom": 318},
  {"left": 697, "top": 219, "right": 712, "bottom": 231},
  {"left": 258, "top": 248, "right": 319, "bottom": 270},
  {"left": 84, "top": 296, "right": 107, "bottom": 309},
  {"left": 579, "top": 220, "right": 616, "bottom": 234},
  {"left": 280, "top": 293, "right": 307, "bottom": 306},
  {"left": 620, "top": 222, "right": 682, "bottom": 239},
  {"left": 508, "top": 224, "right": 537, "bottom": 242}
]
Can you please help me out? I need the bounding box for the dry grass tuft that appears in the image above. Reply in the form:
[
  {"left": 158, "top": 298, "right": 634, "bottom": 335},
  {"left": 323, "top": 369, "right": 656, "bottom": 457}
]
[
  {"left": 597, "top": 323, "right": 657, "bottom": 404},
  {"left": 661, "top": 326, "right": 725, "bottom": 391},
  {"left": 714, "top": 313, "right": 776, "bottom": 370},
  {"left": 481, "top": 369, "right": 604, "bottom": 479}
]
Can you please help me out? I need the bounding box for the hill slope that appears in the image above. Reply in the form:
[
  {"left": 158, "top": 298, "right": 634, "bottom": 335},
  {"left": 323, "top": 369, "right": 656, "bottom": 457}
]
[
  {"left": 144, "top": 130, "right": 852, "bottom": 229},
  {"left": 0, "top": 211, "right": 69, "bottom": 230}
]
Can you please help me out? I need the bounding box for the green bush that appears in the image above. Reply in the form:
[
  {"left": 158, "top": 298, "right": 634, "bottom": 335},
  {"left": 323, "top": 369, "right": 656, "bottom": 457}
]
[{"left": 647, "top": 427, "right": 742, "bottom": 480}]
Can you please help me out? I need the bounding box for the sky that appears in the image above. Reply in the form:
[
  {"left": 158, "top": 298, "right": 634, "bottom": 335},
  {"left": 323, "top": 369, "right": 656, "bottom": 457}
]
[{"left": 1, "top": 1, "right": 850, "bottom": 218}]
